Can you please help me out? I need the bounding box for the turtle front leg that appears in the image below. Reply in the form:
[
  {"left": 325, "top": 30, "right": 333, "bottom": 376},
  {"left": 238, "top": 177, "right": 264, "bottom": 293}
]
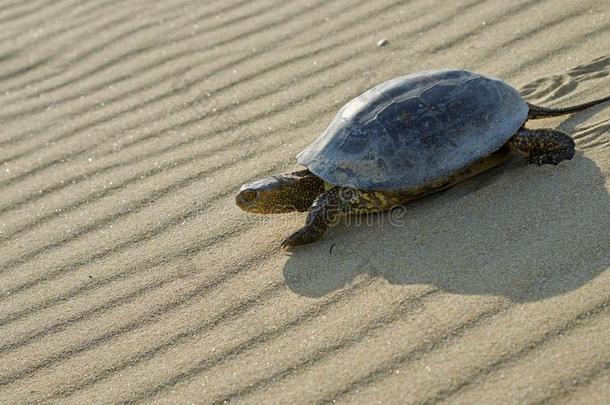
[
  {"left": 281, "top": 187, "right": 353, "bottom": 249},
  {"left": 509, "top": 127, "right": 575, "bottom": 166}
]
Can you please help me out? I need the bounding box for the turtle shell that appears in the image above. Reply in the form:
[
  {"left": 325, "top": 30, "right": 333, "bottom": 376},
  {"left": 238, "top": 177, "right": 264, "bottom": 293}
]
[{"left": 297, "top": 69, "right": 528, "bottom": 190}]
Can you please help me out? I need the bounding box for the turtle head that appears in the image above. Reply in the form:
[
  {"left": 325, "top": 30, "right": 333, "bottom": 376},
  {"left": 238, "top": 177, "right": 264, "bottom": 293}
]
[{"left": 236, "top": 170, "right": 324, "bottom": 214}]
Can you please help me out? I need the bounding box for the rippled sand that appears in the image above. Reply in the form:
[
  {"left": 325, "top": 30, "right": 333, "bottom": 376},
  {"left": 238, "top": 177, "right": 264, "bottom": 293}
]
[{"left": 0, "top": 0, "right": 608, "bottom": 403}]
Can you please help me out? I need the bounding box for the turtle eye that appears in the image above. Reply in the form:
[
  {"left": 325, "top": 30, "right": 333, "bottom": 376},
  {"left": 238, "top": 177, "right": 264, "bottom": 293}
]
[{"left": 242, "top": 190, "right": 257, "bottom": 202}]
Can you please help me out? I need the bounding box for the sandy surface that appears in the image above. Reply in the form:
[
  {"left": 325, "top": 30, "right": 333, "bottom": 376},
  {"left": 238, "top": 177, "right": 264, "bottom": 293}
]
[{"left": 0, "top": 0, "right": 609, "bottom": 403}]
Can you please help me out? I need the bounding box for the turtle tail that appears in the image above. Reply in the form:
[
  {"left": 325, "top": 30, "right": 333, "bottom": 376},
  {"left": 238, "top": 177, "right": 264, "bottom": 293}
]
[{"left": 527, "top": 94, "right": 610, "bottom": 119}]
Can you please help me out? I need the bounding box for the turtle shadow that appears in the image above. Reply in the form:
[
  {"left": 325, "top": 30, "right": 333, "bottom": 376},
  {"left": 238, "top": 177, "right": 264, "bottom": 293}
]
[{"left": 282, "top": 153, "right": 609, "bottom": 302}]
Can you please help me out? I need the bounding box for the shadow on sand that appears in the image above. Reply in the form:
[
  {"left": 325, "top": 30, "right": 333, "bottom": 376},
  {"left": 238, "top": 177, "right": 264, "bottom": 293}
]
[
  {"left": 283, "top": 56, "right": 610, "bottom": 301},
  {"left": 283, "top": 152, "right": 609, "bottom": 301}
]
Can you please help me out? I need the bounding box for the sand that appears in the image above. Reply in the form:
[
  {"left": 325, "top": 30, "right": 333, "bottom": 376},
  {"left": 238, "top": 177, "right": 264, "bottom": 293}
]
[{"left": 0, "top": 0, "right": 608, "bottom": 403}]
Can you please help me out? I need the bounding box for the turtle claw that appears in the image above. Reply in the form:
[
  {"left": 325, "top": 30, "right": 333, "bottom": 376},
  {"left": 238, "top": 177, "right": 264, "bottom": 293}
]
[
  {"left": 280, "top": 237, "right": 295, "bottom": 250},
  {"left": 280, "top": 227, "right": 321, "bottom": 249},
  {"left": 526, "top": 150, "right": 574, "bottom": 166},
  {"left": 526, "top": 154, "right": 561, "bottom": 166}
]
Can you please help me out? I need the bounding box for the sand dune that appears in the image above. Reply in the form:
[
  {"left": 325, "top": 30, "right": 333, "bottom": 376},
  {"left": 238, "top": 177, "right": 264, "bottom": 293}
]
[{"left": 0, "top": 0, "right": 608, "bottom": 403}]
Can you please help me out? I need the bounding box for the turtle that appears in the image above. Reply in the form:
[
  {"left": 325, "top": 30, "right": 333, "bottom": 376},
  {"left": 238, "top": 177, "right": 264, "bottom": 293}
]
[{"left": 235, "top": 69, "right": 610, "bottom": 248}]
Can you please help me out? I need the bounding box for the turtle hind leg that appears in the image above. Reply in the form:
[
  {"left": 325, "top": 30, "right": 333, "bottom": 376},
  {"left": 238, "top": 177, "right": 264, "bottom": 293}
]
[{"left": 509, "top": 127, "right": 575, "bottom": 166}]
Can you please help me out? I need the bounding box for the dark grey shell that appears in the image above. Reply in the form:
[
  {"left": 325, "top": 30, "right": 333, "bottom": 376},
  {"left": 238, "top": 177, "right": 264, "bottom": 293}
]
[{"left": 297, "top": 69, "right": 528, "bottom": 190}]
